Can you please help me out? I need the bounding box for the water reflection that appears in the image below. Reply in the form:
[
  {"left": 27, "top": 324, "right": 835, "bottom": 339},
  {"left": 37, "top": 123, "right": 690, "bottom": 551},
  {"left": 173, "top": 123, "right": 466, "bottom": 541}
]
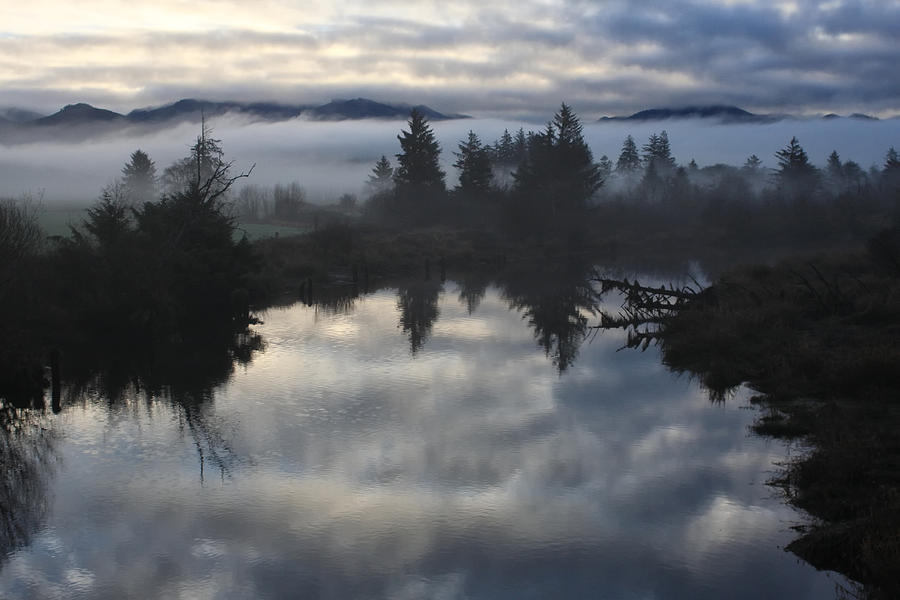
[
  {"left": 396, "top": 279, "right": 442, "bottom": 354},
  {"left": 390, "top": 257, "right": 600, "bottom": 371},
  {"left": 0, "top": 270, "right": 842, "bottom": 599},
  {"left": 457, "top": 271, "right": 490, "bottom": 315},
  {"left": 59, "top": 326, "right": 264, "bottom": 404},
  {"left": 499, "top": 260, "right": 599, "bottom": 373},
  {"left": 0, "top": 404, "right": 56, "bottom": 562}
]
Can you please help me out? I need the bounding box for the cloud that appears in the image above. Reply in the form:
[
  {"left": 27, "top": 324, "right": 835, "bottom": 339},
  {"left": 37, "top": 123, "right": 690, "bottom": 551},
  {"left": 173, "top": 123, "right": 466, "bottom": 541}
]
[{"left": 1, "top": 1, "right": 898, "bottom": 117}]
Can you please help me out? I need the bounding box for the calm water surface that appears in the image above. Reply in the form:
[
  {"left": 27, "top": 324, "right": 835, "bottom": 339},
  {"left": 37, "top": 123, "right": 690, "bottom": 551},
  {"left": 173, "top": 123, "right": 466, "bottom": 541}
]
[{"left": 0, "top": 282, "right": 843, "bottom": 599}]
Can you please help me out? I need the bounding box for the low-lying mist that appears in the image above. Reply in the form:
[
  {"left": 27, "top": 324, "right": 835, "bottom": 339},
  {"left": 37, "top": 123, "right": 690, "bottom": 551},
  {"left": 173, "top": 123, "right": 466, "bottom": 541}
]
[{"left": 2, "top": 114, "right": 898, "bottom": 207}]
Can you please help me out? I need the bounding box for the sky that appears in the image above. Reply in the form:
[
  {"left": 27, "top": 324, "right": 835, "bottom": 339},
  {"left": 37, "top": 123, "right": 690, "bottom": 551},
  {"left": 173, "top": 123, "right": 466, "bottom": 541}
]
[{"left": 1, "top": 0, "right": 899, "bottom": 119}]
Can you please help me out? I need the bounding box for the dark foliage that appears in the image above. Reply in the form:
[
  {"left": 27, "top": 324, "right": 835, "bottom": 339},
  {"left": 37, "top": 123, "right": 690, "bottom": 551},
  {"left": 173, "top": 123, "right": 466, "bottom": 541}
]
[
  {"left": 453, "top": 131, "right": 493, "bottom": 197},
  {"left": 394, "top": 109, "right": 445, "bottom": 191},
  {"left": 509, "top": 103, "right": 602, "bottom": 235},
  {"left": 774, "top": 136, "right": 820, "bottom": 200},
  {"left": 0, "top": 129, "right": 259, "bottom": 407}
]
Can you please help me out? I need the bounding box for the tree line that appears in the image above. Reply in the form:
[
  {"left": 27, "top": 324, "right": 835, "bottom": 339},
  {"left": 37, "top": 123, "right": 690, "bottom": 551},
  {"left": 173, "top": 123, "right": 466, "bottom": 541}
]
[{"left": 360, "top": 104, "right": 900, "bottom": 241}]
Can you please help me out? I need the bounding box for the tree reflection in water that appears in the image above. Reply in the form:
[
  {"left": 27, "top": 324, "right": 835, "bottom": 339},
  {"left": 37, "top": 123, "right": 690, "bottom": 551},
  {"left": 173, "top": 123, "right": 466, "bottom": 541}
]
[
  {"left": 396, "top": 280, "right": 442, "bottom": 354},
  {"left": 500, "top": 259, "right": 600, "bottom": 373},
  {"left": 63, "top": 324, "right": 265, "bottom": 482},
  {"left": 0, "top": 319, "right": 265, "bottom": 514},
  {"left": 0, "top": 402, "right": 57, "bottom": 563}
]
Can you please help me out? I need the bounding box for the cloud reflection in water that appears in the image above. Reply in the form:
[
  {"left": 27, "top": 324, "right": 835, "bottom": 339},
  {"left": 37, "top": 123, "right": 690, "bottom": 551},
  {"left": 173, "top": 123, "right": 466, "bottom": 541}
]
[{"left": 0, "top": 285, "right": 839, "bottom": 599}]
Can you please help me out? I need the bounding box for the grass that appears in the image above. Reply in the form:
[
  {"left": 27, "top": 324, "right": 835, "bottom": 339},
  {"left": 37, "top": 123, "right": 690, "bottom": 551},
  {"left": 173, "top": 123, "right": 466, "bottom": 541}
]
[
  {"left": 233, "top": 221, "right": 310, "bottom": 241},
  {"left": 36, "top": 208, "right": 86, "bottom": 238}
]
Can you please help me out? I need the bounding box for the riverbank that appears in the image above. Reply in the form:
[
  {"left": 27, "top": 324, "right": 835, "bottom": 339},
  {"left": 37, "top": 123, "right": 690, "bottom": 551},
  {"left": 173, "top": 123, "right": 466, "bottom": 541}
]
[{"left": 651, "top": 230, "right": 900, "bottom": 598}]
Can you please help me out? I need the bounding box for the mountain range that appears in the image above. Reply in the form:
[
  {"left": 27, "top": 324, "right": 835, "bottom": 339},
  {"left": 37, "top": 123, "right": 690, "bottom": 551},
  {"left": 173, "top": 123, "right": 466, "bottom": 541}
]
[
  {"left": 598, "top": 105, "right": 880, "bottom": 123},
  {"left": 0, "top": 99, "right": 889, "bottom": 144},
  {"left": 0, "top": 97, "right": 469, "bottom": 142}
]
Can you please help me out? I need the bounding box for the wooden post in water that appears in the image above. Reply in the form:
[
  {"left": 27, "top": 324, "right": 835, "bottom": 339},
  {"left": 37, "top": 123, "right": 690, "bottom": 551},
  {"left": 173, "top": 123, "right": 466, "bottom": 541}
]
[
  {"left": 425, "top": 258, "right": 431, "bottom": 281},
  {"left": 440, "top": 256, "right": 446, "bottom": 282},
  {"left": 363, "top": 262, "right": 370, "bottom": 294},
  {"left": 306, "top": 277, "right": 313, "bottom": 306}
]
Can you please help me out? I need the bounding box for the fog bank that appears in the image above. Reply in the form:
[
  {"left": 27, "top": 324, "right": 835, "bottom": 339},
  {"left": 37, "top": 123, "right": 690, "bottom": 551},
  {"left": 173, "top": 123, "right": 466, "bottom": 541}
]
[{"left": 1, "top": 115, "right": 898, "bottom": 206}]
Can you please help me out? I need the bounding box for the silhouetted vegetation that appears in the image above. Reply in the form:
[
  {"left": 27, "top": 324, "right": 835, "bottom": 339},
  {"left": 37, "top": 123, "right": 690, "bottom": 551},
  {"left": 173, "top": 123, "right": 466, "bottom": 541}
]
[
  {"left": 0, "top": 401, "right": 55, "bottom": 564},
  {"left": 596, "top": 238, "right": 900, "bottom": 599},
  {"left": 0, "top": 124, "right": 262, "bottom": 407}
]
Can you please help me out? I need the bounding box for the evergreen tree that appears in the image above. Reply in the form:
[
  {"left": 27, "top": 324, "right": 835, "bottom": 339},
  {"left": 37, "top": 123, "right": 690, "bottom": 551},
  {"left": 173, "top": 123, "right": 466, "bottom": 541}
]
[
  {"left": 394, "top": 108, "right": 445, "bottom": 192},
  {"left": 616, "top": 135, "right": 641, "bottom": 174},
  {"left": 492, "top": 129, "right": 516, "bottom": 167},
  {"left": 743, "top": 154, "right": 763, "bottom": 172},
  {"left": 597, "top": 155, "right": 613, "bottom": 180},
  {"left": 843, "top": 160, "right": 866, "bottom": 194},
  {"left": 367, "top": 155, "right": 394, "bottom": 196},
  {"left": 551, "top": 103, "right": 602, "bottom": 203},
  {"left": 642, "top": 133, "right": 660, "bottom": 166},
  {"left": 489, "top": 129, "right": 519, "bottom": 189},
  {"left": 453, "top": 131, "right": 493, "bottom": 196},
  {"left": 886, "top": 147, "right": 900, "bottom": 172},
  {"left": 883, "top": 146, "right": 900, "bottom": 190},
  {"left": 642, "top": 130, "right": 676, "bottom": 171},
  {"left": 121, "top": 149, "right": 157, "bottom": 205},
  {"left": 774, "top": 136, "right": 818, "bottom": 197},
  {"left": 826, "top": 150, "right": 844, "bottom": 192},
  {"left": 513, "top": 103, "right": 601, "bottom": 215},
  {"left": 775, "top": 137, "right": 814, "bottom": 175},
  {"left": 826, "top": 150, "right": 842, "bottom": 175},
  {"left": 513, "top": 128, "right": 528, "bottom": 165},
  {"left": 82, "top": 187, "right": 131, "bottom": 247},
  {"left": 657, "top": 131, "right": 675, "bottom": 167}
]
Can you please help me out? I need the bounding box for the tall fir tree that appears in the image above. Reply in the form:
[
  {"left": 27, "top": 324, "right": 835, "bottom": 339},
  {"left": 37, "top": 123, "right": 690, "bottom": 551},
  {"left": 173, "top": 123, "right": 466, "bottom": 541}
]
[
  {"left": 121, "top": 149, "right": 158, "bottom": 205},
  {"left": 743, "top": 154, "right": 763, "bottom": 172},
  {"left": 883, "top": 146, "right": 900, "bottom": 190},
  {"left": 642, "top": 130, "right": 676, "bottom": 171},
  {"left": 453, "top": 131, "right": 493, "bottom": 196},
  {"left": 513, "top": 103, "right": 601, "bottom": 215},
  {"left": 616, "top": 135, "right": 641, "bottom": 174},
  {"left": 367, "top": 155, "right": 394, "bottom": 196},
  {"left": 394, "top": 108, "right": 445, "bottom": 192},
  {"left": 774, "top": 136, "right": 819, "bottom": 198},
  {"left": 825, "top": 150, "right": 844, "bottom": 192}
]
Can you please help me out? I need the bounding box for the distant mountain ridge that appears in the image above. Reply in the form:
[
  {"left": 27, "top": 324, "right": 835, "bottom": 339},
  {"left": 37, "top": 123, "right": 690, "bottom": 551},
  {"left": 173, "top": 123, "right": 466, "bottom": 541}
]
[
  {"left": 34, "top": 103, "right": 125, "bottom": 126},
  {"left": 598, "top": 105, "right": 880, "bottom": 123},
  {"left": 0, "top": 97, "right": 469, "bottom": 142},
  {"left": 0, "top": 107, "right": 45, "bottom": 123}
]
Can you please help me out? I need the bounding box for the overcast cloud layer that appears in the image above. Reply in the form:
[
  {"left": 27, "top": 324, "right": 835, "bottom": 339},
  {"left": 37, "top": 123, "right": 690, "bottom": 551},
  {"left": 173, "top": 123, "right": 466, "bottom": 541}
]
[{"left": 2, "top": 1, "right": 899, "bottom": 118}]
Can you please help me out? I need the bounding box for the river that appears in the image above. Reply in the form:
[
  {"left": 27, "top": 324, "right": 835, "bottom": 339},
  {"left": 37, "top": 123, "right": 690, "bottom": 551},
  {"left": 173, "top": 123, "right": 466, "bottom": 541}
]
[{"left": 0, "top": 277, "right": 845, "bottom": 599}]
